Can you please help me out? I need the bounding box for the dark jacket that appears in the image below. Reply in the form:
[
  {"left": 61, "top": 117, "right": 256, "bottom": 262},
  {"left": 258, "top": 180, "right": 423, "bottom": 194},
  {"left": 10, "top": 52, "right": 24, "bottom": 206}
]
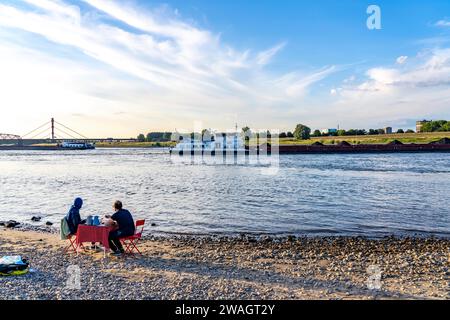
[
  {"left": 66, "top": 198, "right": 83, "bottom": 234},
  {"left": 111, "top": 209, "right": 135, "bottom": 236}
]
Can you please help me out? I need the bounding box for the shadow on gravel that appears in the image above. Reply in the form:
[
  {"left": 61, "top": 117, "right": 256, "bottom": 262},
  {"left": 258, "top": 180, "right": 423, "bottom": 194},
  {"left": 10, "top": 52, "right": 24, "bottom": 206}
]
[{"left": 119, "top": 254, "right": 423, "bottom": 299}]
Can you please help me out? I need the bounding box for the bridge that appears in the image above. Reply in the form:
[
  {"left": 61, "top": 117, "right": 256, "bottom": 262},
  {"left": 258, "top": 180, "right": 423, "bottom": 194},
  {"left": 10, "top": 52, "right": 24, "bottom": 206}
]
[
  {"left": 1, "top": 118, "right": 136, "bottom": 146},
  {"left": 0, "top": 133, "right": 21, "bottom": 140}
]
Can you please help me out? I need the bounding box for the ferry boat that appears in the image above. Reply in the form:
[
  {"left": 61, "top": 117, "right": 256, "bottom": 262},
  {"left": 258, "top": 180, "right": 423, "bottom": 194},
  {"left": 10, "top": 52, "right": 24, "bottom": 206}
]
[
  {"left": 59, "top": 141, "right": 95, "bottom": 150},
  {"left": 170, "top": 132, "right": 246, "bottom": 155}
]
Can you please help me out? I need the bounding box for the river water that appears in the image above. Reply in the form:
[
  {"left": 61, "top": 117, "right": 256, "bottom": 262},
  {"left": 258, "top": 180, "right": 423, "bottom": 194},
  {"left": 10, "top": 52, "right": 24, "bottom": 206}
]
[{"left": 0, "top": 148, "right": 449, "bottom": 238}]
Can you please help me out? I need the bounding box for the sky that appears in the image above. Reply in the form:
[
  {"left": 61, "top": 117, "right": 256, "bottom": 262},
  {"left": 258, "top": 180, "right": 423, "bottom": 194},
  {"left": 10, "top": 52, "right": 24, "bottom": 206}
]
[{"left": 0, "top": 0, "right": 450, "bottom": 138}]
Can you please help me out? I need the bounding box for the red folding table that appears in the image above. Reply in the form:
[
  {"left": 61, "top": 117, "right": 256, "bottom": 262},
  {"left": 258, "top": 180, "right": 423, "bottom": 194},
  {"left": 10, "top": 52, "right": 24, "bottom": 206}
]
[{"left": 75, "top": 225, "right": 112, "bottom": 257}]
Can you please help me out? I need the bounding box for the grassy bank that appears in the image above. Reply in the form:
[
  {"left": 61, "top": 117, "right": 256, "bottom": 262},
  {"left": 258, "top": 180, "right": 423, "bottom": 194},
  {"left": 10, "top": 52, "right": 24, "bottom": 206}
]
[
  {"left": 27, "top": 132, "right": 450, "bottom": 148},
  {"left": 96, "top": 141, "right": 175, "bottom": 148},
  {"left": 278, "top": 132, "right": 450, "bottom": 146}
]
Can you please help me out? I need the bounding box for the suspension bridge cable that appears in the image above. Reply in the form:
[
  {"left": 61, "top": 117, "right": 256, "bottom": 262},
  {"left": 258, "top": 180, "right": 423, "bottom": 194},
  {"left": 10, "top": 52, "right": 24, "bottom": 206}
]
[
  {"left": 54, "top": 121, "right": 88, "bottom": 139},
  {"left": 21, "top": 121, "right": 50, "bottom": 138},
  {"left": 29, "top": 126, "right": 52, "bottom": 139},
  {"left": 55, "top": 128, "right": 77, "bottom": 139},
  {"left": 54, "top": 127, "right": 78, "bottom": 139}
]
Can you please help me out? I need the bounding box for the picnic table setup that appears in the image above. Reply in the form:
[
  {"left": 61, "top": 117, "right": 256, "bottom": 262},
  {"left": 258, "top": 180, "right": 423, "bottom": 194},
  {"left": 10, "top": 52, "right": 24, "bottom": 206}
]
[
  {"left": 76, "top": 225, "right": 112, "bottom": 256},
  {"left": 64, "top": 215, "right": 145, "bottom": 257}
]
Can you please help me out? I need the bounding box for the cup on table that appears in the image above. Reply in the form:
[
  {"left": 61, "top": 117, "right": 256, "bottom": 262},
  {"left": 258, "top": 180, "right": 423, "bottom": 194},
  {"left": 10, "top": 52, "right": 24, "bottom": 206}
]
[{"left": 93, "top": 216, "right": 100, "bottom": 226}]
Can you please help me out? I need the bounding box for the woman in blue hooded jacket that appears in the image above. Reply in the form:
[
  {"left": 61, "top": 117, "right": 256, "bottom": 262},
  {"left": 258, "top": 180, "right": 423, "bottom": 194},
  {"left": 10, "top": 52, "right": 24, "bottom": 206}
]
[{"left": 66, "top": 197, "right": 84, "bottom": 235}]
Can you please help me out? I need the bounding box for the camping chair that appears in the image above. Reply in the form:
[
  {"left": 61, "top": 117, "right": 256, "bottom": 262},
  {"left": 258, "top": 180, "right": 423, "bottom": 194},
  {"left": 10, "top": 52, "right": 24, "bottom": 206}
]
[
  {"left": 64, "top": 234, "right": 78, "bottom": 254},
  {"left": 120, "top": 220, "right": 145, "bottom": 254}
]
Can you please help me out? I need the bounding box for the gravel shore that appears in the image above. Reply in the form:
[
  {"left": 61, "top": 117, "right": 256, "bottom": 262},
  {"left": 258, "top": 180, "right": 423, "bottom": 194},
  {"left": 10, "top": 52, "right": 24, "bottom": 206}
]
[{"left": 0, "top": 225, "right": 448, "bottom": 300}]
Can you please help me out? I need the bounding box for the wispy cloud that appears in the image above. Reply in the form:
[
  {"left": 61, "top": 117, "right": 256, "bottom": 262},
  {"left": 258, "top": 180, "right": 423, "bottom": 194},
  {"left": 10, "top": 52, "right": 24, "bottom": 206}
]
[
  {"left": 325, "top": 49, "right": 450, "bottom": 128},
  {"left": 256, "top": 42, "right": 286, "bottom": 66},
  {"left": 396, "top": 56, "right": 408, "bottom": 65},
  {"left": 2, "top": 1, "right": 449, "bottom": 135},
  {"left": 435, "top": 19, "right": 450, "bottom": 27},
  {"left": 0, "top": 0, "right": 337, "bottom": 135}
]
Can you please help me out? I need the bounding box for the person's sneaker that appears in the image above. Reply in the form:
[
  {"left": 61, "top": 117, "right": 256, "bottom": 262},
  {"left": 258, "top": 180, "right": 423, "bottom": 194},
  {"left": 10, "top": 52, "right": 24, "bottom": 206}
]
[{"left": 111, "top": 251, "right": 122, "bottom": 256}]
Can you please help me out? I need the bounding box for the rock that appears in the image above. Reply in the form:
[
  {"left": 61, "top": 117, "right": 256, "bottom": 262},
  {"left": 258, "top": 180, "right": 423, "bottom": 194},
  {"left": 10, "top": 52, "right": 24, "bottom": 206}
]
[
  {"left": 5, "top": 220, "right": 20, "bottom": 228},
  {"left": 151, "top": 223, "right": 156, "bottom": 227},
  {"left": 45, "top": 221, "right": 53, "bottom": 226},
  {"left": 31, "top": 216, "right": 42, "bottom": 222}
]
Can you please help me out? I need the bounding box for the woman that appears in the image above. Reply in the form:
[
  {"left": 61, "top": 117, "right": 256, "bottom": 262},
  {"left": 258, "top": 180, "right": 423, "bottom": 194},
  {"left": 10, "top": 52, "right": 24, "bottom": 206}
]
[{"left": 66, "top": 197, "right": 84, "bottom": 235}]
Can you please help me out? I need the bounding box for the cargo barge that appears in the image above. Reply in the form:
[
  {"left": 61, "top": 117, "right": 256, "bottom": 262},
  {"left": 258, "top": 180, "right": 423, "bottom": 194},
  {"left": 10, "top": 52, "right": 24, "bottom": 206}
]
[
  {"left": 0, "top": 141, "right": 95, "bottom": 151},
  {"left": 270, "top": 138, "right": 450, "bottom": 154}
]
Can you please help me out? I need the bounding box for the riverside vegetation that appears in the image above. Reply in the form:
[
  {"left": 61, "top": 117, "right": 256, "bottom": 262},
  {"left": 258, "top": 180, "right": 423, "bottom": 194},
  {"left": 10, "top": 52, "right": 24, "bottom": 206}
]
[{"left": 93, "top": 132, "right": 450, "bottom": 148}]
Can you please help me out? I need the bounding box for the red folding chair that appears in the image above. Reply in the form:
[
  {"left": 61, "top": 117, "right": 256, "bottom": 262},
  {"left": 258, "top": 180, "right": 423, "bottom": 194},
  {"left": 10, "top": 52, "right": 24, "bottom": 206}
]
[
  {"left": 120, "top": 220, "right": 145, "bottom": 254},
  {"left": 64, "top": 234, "right": 78, "bottom": 254}
]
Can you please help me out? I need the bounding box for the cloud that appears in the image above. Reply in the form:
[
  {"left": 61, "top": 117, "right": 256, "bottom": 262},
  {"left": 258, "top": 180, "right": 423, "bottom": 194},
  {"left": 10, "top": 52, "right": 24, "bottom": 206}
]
[
  {"left": 396, "top": 55, "right": 408, "bottom": 65},
  {"left": 323, "top": 49, "right": 450, "bottom": 128},
  {"left": 0, "top": 0, "right": 335, "bottom": 135},
  {"left": 435, "top": 19, "right": 450, "bottom": 27},
  {"left": 276, "top": 66, "right": 337, "bottom": 97},
  {"left": 256, "top": 42, "right": 286, "bottom": 66}
]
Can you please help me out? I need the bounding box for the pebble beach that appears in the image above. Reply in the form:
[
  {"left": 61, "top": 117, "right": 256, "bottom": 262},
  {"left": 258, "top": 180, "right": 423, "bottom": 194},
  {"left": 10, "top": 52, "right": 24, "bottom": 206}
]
[{"left": 0, "top": 224, "right": 448, "bottom": 300}]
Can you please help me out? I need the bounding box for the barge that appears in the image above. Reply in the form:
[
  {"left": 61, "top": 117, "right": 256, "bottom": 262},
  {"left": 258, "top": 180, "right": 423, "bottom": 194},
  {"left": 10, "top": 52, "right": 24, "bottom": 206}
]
[{"left": 274, "top": 138, "right": 450, "bottom": 154}]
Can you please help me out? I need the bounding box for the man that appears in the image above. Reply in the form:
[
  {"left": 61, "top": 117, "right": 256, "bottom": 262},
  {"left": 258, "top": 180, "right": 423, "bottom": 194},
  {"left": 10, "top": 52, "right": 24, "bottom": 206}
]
[
  {"left": 108, "top": 200, "right": 135, "bottom": 255},
  {"left": 66, "top": 197, "right": 84, "bottom": 235}
]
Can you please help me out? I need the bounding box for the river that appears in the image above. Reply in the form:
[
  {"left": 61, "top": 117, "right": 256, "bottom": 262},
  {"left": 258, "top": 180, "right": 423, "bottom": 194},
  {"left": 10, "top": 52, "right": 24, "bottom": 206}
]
[{"left": 0, "top": 148, "right": 449, "bottom": 238}]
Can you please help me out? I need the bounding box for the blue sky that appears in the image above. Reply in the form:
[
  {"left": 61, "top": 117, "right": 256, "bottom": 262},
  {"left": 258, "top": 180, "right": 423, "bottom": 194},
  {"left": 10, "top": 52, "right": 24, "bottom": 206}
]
[{"left": 1, "top": 0, "right": 450, "bottom": 137}]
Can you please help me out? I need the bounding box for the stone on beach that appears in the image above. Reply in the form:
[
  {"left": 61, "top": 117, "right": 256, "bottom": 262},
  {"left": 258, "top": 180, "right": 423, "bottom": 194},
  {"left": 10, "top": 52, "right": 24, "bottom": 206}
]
[{"left": 0, "top": 224, "right": 448, "bottom": 300}]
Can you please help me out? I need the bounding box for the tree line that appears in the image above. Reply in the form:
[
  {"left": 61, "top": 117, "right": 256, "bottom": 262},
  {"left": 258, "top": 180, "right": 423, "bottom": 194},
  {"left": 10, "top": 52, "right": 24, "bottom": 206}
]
[
  {"left": 137, "top": 132, "right": 172, "bottom": 142},
  {"left": 420, "top": 120, "right": 450, "bottom": 132},
  {"left": 137, "top": 120, "right": 449, "bottom": 142},
  {"left": 310, "top": 128, "right": 416, "bottom": 137}
]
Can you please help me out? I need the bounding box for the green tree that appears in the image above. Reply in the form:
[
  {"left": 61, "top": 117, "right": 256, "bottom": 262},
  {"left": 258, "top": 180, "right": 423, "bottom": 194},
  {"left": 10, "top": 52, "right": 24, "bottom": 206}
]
[
  {"left": 396, "top": 129, "right": 404, "bottom": 134},
  {"left": 405, "top": 129, "right": 415, "bottom": 133},
  {"left": 241, "top": 126, "right": 252, "bottom": 140},
  {"left": 356, "top": 129, "right": 367, "bottom": 135},
  {"left": 241, "top": 126, "right": 250, "bottom": 134},
  {"left": 293, "top": 124, "right": 311, "bottom": 140},
  {"left": 337, "top": 129, "right": 346, "bottom": 136},
  {"left": 422, "top": 120, "right": 450, "bottom": 132},
  {"left": 137, "top": 134, "right": 145, "bottom": 142},
  {"left": 202, "top": 129, "right": 212, "bottom": 141},
  {"left": 442, "top": 121, "right": 450, "bottom": 132},
  {"left": 163, "top": 132, "right": 172, "bottom": 141},
  {"left": 312, "top": 130, "right": 322, "bottom": 137}
]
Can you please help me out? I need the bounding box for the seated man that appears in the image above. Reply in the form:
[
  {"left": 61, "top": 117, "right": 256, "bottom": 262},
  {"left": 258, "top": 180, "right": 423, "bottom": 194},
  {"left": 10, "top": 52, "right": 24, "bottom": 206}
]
[
  {"left": 65, "top": 197, "right": 85, "bottom": 235},
  {"left": 108, "top": 200, "right": 135, "bottom": 255}
]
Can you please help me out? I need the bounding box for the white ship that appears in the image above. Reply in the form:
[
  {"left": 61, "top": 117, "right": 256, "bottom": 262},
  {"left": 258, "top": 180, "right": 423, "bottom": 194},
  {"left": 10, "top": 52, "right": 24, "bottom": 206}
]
[
  {"left": 60, "top": 141, "right": 95, "bottom": 150},
  {"left": 170, "top": 132, "right": 246, "bottom": 155}
]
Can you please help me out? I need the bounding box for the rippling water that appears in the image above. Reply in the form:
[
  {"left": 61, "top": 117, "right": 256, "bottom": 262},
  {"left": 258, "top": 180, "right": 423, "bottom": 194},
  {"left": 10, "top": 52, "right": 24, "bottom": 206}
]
[{"left": 0, "top": 148, "right": 449, "bottom": 238}]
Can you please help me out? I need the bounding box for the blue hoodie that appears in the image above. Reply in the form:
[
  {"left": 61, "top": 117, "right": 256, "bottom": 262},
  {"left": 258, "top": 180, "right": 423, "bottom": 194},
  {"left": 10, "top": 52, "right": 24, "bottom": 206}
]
[{"left": 66, "top": 198, "right": 83, "bottom": 234}]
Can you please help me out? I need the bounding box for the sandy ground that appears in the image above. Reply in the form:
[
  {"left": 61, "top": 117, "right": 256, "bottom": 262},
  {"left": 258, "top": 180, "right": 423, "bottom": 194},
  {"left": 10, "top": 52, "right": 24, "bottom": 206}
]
[{"left": 0, "top": 227, "right": 448, "bottom": 300}]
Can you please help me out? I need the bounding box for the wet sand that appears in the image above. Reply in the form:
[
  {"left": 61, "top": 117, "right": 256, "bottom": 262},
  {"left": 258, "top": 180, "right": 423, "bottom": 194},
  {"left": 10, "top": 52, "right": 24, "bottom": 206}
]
[{"left": 0, "top": 226, "right": 448, "bottom": 300}]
